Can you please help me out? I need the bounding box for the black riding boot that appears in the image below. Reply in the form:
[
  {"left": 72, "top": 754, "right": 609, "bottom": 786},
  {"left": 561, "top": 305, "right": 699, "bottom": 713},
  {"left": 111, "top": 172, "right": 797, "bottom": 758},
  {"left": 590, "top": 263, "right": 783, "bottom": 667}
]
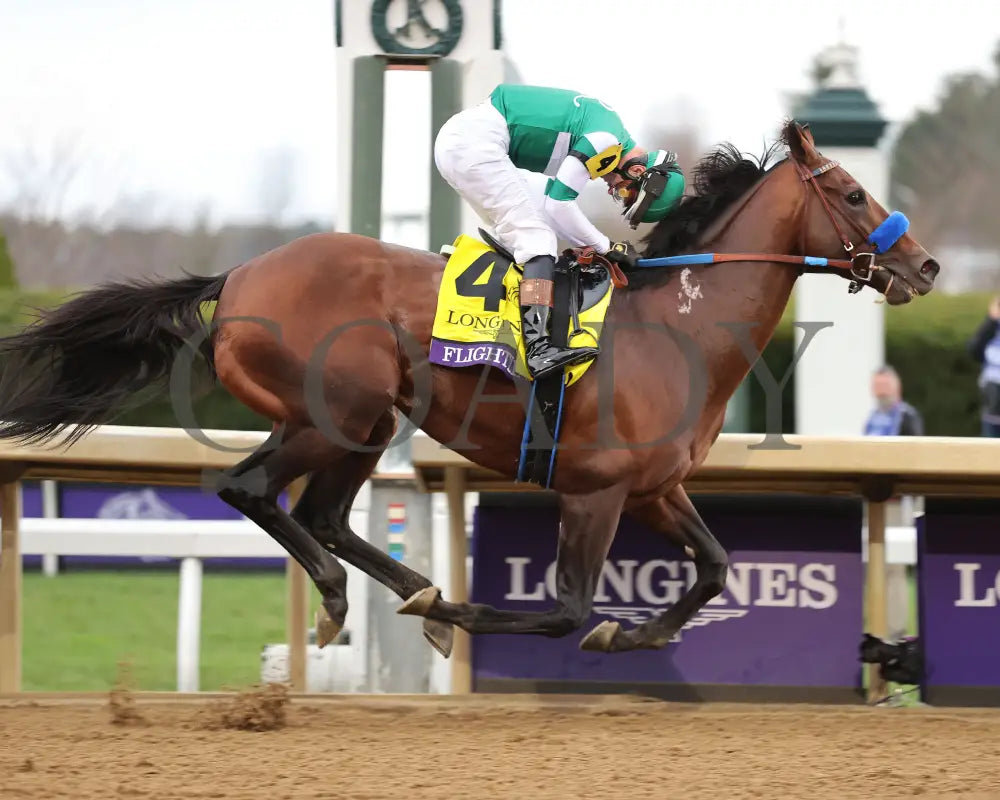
[{"left": 519, "top": 255, "right": 599, "bottom": 380}]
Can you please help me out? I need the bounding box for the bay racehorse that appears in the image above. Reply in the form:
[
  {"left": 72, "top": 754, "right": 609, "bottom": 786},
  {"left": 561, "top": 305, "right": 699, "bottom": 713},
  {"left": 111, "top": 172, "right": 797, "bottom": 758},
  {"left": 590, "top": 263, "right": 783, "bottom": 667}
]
[{"left": 0, "top": 121, "right": 938, "bottom": 657}]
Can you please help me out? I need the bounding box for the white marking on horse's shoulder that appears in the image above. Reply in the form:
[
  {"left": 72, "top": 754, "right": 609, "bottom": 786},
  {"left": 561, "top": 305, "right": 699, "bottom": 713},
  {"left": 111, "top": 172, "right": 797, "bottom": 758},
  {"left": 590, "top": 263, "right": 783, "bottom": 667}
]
[{"left": 677, "top": 267, "right": 704, "bottom": 315}]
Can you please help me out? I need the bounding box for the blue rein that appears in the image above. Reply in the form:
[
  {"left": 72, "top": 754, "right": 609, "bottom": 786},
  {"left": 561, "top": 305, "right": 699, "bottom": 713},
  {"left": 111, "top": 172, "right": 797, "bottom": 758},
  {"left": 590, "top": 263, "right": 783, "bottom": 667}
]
[{"left": 634, "top": 211, "right": 910, "bottom": 270}]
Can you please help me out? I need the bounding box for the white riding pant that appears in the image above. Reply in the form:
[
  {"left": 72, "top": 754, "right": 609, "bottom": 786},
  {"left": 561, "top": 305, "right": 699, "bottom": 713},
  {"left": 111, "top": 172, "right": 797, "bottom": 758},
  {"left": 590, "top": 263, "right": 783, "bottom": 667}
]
[{"left": 434, "top": 100, "right": 558, "bottom": 265}]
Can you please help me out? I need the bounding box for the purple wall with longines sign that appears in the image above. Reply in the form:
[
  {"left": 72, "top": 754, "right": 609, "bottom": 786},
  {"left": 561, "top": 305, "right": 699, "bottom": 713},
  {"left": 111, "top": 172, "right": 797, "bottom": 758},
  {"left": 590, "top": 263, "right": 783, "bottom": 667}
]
[
  {"left": 470, "top": 493, "right": 865, "bottom": 702},
  {"left": 21, "top": 481, "right": 288, "bottom": 571},
  {"left": 917, "top": 498, "right": 1000, "bottom": 706}
]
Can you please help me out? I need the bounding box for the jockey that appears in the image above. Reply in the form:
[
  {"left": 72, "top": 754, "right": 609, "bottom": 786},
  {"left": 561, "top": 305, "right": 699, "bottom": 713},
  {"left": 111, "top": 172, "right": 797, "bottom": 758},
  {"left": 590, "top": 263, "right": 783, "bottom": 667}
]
[{"left": 434, "top": 83, "right": 685, "bottom": 380}]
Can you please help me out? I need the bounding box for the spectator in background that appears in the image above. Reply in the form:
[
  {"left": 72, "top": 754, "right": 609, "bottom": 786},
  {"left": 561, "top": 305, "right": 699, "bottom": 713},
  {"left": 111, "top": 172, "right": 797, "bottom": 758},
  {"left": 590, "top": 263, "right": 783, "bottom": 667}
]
[
  {"left": 863, "top": 366, "right": 924, "bottom": 436},
  {"left": 967, "top": 296, "right": 1000, "bottom": 438},
  {"left": 863, "top": 365, "right": 925, "bottom": 560}
]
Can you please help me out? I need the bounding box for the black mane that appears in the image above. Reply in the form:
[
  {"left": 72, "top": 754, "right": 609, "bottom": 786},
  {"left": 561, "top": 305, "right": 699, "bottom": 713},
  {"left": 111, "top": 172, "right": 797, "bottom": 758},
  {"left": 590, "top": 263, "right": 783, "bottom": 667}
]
[{"left": 623, "top": 121, "right": 797, "bottom": 290}]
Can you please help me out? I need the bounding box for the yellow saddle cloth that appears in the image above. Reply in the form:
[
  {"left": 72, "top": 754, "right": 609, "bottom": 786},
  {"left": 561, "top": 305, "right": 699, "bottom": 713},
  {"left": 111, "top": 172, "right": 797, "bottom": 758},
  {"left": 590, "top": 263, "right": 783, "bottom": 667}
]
[{"left": 428, "top": 234, "right": 613, "bottom": 386}]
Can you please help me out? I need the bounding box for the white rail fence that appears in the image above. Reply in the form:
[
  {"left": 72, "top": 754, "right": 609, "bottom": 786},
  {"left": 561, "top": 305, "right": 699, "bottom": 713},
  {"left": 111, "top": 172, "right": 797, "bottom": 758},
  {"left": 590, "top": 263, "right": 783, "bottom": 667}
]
[
  {"left": 23, "top": 517, "right": 298, "bottom": 692},
  {"left": 16, "top": 483, "right": 458, "bottom": 695},
  {"left": 22, "top": 512, "right": 377, "bottom": 694}
]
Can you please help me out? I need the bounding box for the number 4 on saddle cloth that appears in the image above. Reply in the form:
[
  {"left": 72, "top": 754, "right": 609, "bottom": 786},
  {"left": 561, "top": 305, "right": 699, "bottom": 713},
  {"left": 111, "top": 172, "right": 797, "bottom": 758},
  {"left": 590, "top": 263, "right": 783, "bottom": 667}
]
[{"left": 428, "top": 230, "right": 617, "bottom": 488}]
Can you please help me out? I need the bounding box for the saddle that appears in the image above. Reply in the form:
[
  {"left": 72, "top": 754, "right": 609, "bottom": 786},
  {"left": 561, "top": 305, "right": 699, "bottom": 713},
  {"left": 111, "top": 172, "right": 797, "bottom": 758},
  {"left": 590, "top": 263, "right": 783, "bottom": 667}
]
[
  {"left": 429, "top": 229, "right": 619, "bottom": 489},
  {"left": 478, "top": 228, "right": 620, "bottom": 318},
  {"left": 476, "top": 229, "right": 618, "bottom": 488}
]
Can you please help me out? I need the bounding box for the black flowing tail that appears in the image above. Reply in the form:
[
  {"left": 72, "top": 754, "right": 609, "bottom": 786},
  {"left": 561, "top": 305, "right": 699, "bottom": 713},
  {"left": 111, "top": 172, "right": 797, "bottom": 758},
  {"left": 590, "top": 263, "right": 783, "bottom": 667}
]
[{"left": 0, "top": 271, "right": 230, "bottom": 447}]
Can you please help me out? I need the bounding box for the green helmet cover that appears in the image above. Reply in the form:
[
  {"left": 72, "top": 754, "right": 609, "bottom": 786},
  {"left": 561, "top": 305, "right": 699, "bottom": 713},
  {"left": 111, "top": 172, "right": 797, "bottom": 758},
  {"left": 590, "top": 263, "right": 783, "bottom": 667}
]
[{"left": 623, "top": 150, "right": 686, "bottom": 227}]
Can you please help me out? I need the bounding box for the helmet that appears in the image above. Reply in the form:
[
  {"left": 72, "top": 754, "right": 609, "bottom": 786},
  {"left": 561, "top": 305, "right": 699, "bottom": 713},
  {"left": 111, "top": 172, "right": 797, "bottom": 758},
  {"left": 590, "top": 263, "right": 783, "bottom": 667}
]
[{"left": 617, "top": 149, "right": 685, "bottom": 229}]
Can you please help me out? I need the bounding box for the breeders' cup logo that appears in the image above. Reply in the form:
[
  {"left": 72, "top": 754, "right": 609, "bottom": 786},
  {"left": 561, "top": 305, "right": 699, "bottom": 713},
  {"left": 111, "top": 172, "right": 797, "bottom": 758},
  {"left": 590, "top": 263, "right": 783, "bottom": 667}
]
[
  {"left": 505, "top": 557, "right": 839, "bottom": 641},
  {"left": 98, "top": 488, "right": 187, "bottom": 520},
  {"left": 593, "top": 607, "right": 748, "bottom": 640}
]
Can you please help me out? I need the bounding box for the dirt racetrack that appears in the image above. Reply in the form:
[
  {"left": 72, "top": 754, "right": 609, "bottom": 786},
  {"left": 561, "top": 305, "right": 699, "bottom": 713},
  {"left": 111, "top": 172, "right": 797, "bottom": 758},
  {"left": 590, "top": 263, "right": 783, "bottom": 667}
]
[{"left": 3, "top": 692, "right": 1000, "bottom": 799}]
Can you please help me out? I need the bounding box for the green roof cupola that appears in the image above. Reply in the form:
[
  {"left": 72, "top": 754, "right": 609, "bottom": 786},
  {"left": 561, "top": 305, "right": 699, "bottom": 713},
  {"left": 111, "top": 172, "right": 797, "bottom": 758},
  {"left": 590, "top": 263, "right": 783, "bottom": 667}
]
[{"left": 794, "top": 40, "right": 887, "bottom": 147}]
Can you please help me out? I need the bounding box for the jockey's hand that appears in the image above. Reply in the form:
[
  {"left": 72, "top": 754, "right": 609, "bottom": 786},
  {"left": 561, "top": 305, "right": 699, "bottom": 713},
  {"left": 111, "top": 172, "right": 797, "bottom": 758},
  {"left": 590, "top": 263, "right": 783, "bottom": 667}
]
[{"left": 605, "top": 240, "right": 639, "bottom": 270}]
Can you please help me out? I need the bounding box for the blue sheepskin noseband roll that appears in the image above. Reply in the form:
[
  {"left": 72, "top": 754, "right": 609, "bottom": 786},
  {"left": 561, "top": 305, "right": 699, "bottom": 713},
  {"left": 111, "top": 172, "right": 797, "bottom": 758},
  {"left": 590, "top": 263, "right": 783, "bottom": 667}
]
[{"left": 867, "top": 211, "right": 909, "bottom": 254}]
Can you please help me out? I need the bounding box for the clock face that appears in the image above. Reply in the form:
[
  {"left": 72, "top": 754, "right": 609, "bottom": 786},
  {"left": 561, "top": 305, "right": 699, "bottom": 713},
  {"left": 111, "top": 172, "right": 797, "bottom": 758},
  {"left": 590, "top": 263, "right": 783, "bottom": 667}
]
[{"left": 370, "top": 0, "right": 464, "bottom": 58}]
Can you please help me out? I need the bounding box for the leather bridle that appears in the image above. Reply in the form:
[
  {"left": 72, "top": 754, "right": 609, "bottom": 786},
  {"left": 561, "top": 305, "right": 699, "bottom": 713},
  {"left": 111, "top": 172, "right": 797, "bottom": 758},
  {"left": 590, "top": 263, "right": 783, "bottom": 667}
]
[
  {"left": 791, "top": 155, "right": 900, "bottom": 296},
  {"left": 620, "top": 151, "right": 913, "bottom": 297}
]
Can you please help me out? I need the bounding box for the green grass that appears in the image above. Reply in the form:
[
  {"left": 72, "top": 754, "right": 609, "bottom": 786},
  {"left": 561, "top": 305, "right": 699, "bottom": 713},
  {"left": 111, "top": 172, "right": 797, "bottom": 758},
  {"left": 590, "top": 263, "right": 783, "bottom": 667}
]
[{"left": 22, "top": 569, "right": 291, "bottom": 691}]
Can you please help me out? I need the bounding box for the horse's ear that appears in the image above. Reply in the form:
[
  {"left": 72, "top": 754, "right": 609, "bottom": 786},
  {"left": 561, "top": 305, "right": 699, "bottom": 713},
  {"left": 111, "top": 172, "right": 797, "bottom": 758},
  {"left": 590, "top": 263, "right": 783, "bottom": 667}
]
[
  {"left": 797, "top": 122, "right": 815, "bottom": 146},
  {"left": 787, "top": 121, "right": 819, "bottom": 162}
]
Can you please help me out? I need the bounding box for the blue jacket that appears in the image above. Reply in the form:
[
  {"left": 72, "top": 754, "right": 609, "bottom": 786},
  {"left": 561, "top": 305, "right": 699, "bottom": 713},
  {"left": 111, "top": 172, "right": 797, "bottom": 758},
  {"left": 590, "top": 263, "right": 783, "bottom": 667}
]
[{"left": 967, "top": 315, "right": 1000, "bottom": 424}]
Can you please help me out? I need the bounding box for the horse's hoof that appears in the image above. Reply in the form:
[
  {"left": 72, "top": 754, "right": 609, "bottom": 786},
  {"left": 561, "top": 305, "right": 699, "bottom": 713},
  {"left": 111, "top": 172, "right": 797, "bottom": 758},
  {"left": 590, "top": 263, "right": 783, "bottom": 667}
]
[
  {"left": 315, "top": 607, "right": 342, "bottom": 649},
  {"left": 397, "top": 586, "right": 441, "bottom": 616},
  {"left": 422, "top": 618, "right": 454, "bottom": 658},
  {"left": 579, "top": 620, "right": 622, "bottom": 652}
]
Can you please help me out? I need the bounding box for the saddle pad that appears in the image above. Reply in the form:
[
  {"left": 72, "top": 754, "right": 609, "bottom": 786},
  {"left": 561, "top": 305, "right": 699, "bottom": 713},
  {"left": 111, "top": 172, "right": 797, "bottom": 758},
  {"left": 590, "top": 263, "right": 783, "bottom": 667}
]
[{"left": 428, "top": 235, "right": 613, "bottom": 387}]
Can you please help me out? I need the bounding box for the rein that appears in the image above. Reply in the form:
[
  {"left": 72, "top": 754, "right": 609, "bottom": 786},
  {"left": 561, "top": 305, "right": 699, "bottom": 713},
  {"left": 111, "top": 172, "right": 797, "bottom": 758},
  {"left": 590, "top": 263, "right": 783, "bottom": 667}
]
[{"left": 632, "top": 154, "right": 910, "bottom": 295}]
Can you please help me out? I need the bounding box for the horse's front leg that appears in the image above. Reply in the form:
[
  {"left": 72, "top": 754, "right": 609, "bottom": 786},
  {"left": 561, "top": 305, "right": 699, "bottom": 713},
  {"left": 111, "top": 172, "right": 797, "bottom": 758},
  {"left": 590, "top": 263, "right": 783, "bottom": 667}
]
[
  {"left": 580, "top": 485, "right": 729, "bottom": 652},
  {"left": 398, "top": 483, "right": 627, "bottom": 637}
]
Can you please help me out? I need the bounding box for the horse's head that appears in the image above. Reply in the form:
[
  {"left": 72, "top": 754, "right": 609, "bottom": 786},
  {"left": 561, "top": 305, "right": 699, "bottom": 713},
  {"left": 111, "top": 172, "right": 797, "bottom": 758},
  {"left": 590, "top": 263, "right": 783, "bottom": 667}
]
[{"left": 785, "top": 121, "right": 940, "bottom": 305}]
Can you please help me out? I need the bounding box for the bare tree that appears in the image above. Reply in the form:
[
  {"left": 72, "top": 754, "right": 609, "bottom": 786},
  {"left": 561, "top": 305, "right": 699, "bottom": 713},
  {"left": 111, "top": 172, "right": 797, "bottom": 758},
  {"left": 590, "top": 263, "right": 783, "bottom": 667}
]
[
  {"left": 183, "top": 200, "right": 223, "bottom": 276},
  {"left": 256, "top": 146, "right": 299, "bottom": 226},
  {"left": 101, "top": 190, "right": 170, "bottom": 231},
  {"left": 0, "top": 129, "right": 151, "bottom": 286},
  {"left": 2, "top": 130, "right": 89, "bottom": 224},
  {"left": 0, "top": 131, "right": 93, "bottom": 286}
]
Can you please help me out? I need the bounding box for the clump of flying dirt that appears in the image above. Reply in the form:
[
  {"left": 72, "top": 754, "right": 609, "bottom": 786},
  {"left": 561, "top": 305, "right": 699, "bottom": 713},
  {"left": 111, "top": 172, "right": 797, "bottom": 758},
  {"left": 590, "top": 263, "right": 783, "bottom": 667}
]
[
  {"left": 108, "top": 661, "right": 148, "bottom": 727},
  {"left": 200, "top": 683, "right": 290, "bottom": 732}
]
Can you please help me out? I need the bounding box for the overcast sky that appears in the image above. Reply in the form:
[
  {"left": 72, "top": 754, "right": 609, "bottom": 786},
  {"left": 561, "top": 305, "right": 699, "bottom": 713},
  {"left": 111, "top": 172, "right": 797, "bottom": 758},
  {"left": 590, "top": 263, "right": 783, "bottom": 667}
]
[{"left": 2, "top": 0, "right": 998, "bottom": 231}]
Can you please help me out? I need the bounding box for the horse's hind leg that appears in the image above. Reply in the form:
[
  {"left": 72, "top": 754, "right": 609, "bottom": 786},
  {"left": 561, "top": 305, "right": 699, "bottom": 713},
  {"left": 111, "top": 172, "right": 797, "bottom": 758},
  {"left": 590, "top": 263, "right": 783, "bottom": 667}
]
[
  {"left": 398, "top": 483, "right": 628, "bottom": 637},
  {"left": 293, "top": 412, "right": 455, "bottom": 656},
  {"left": 213, "top": 426, "right": 351, "bottom": 632},
  {"left": 580, "top": 485, "right": 728, "bottom": 653}
]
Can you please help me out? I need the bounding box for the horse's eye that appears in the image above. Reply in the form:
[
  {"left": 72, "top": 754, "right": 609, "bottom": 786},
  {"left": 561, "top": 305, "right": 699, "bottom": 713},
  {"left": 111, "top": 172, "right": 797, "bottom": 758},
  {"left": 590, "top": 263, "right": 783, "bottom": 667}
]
[{"left": 846, "top": 189, "right": 866, "bottom": 206}]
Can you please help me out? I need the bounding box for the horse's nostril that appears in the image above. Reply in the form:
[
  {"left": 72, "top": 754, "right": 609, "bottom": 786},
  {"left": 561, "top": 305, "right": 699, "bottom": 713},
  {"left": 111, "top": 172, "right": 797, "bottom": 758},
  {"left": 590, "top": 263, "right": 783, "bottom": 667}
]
[{"left": 920, "top": 259, "right": 939, "bottom": 278}]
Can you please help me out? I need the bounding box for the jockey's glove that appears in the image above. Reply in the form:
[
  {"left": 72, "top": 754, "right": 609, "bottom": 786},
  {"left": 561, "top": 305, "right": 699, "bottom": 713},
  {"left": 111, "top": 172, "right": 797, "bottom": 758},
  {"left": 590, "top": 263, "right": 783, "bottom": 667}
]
[{"left": 605, "top": 240, "right": 639, "bottom": 270}]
